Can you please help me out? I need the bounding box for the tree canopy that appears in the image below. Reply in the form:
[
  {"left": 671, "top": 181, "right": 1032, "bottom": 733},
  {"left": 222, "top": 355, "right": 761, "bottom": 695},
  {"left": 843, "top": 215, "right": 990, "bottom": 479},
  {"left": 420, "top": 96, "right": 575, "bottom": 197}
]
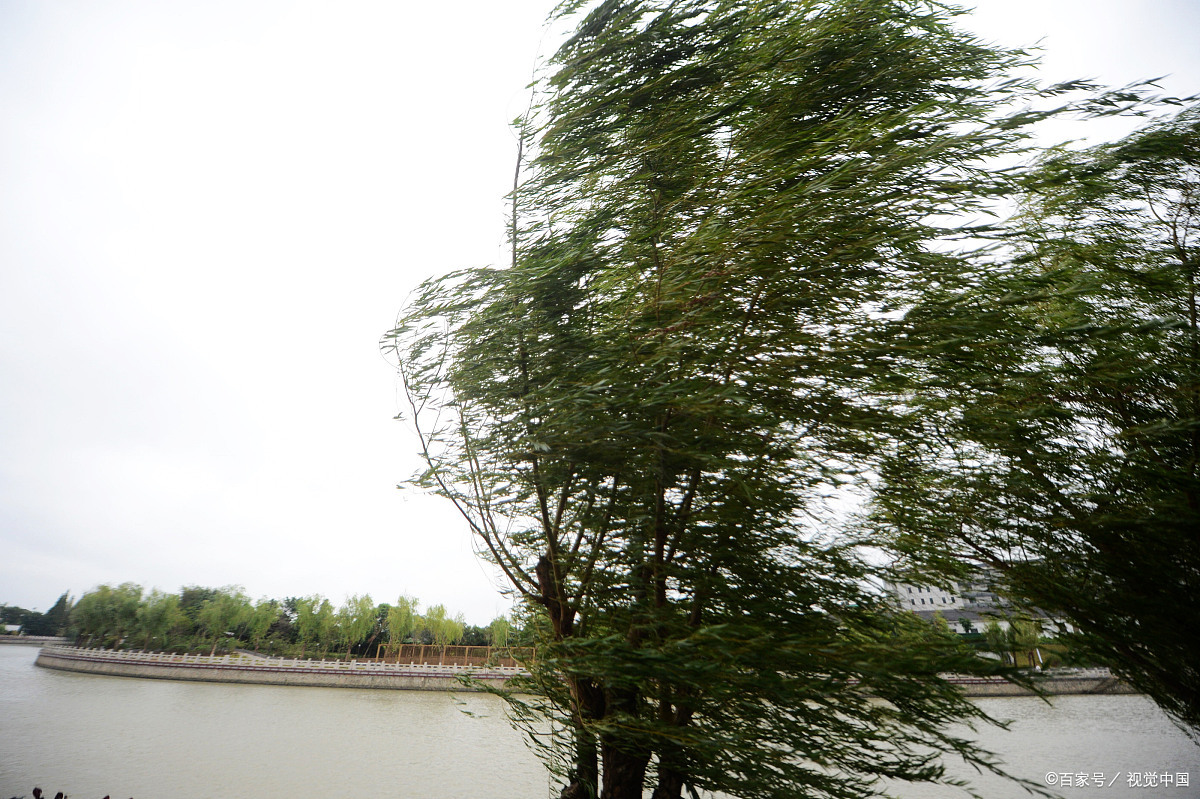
[
  {"left": 383, "top": 1, "right": 1054, "bottom": 796},
  {"left": 873, "top": 103, "right": 1200, "bottom": 731},
  {"left": 68, "top": 584, "right": 505, "bottom": 658}
]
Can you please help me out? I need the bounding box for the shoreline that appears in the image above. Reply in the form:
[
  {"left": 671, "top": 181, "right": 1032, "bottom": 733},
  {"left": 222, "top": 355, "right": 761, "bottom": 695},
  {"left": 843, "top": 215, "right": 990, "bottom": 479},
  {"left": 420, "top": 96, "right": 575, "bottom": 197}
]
[
  {"left": 34, "top": 646, "right": 518, "bottom": 692},
  {"left": 943, "top": 670, "right": 1137, "bottom": 697},
  {"left": 33, "top": 646, "right": 1136, "bottom": 696}
]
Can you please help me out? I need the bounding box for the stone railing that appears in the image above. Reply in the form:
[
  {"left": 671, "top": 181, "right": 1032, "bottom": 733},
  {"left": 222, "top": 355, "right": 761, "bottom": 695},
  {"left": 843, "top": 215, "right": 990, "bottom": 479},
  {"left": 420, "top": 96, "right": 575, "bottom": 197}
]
[
  {"left": 36, "top": 646, "right": 528, "bottom": 691},
  {"left": 941, "top": 667, "right": 1133, "bottom": 696},
  {"left": 36, "top": 647, "right": 1131, "bottom": 696},
  {"left": 42, "top": 646, "right": 524, "bottom": 675}
]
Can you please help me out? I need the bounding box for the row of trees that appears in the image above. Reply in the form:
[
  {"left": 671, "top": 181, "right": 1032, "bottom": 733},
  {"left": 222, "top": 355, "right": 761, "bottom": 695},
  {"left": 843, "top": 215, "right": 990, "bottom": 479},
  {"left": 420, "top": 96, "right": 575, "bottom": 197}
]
[
  {"left": 67, "top": 584, "right": 516, "bottom": 659},
  {"left": 0, "top": 593, "right": 72, "bottom": 637},
  {"left": 384, "top": 0, "right": 1196, "bottom": 797},
  {"left": 929, "top": 613, "right": 1053, "bottom": 669}
]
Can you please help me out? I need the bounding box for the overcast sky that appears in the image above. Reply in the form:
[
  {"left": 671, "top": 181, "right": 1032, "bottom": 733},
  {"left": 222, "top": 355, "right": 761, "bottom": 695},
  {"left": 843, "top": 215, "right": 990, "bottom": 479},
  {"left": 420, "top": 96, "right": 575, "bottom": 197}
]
[{"left": 2, "top": 1, "right": 1198, "bottom": 623}]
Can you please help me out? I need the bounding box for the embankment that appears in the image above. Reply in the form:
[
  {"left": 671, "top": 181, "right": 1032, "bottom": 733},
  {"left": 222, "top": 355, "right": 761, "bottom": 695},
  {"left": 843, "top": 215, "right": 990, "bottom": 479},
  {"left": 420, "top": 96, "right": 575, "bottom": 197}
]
[
  {"left": 35, "top": 647, "right": 1134, "bottom": 696},
  {"left": 35, "top": 646, "right": 520, "bottom": 691},
  {"left": 945, "top": 670, "right": 1137, "bottom": 696}
]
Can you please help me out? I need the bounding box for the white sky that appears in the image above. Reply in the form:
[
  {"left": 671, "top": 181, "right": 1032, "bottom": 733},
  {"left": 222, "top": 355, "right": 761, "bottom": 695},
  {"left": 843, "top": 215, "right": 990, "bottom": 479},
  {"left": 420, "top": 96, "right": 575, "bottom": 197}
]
[{"left": 2, "top": 1, "right": 1198, "bottom": 622}]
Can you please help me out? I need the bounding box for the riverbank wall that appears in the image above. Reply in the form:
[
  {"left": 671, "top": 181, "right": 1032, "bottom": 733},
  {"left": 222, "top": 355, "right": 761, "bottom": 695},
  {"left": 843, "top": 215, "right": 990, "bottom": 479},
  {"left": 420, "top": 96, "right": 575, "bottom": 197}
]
[
  {"left": 35, "top": 646, "right": 521, "bottom": 691},
  {"left": 35, "top": 647, "right": 1134, "bottom": 696},
  {"left": 0, "top": 635, "right": 68, "bottom": 646},
  {"left": 945, "top": 670, "right": 1137, "bottom": 696}
]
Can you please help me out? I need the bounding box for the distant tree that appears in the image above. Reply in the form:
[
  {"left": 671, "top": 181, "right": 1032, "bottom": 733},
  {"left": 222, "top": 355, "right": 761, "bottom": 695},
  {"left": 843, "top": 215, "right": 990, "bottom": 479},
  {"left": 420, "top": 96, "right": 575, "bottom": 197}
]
[
  {"left": 267, "top": 599, "right": 300, "bottom": 651},
  {"left": 984, "top": 622, "right": 1010, "bottom": 665},
  {"left": 197, "top": 588, "right": 253, "bottom": 655},
  {"left": 177, "top": 585, "right": 219, "bottom": 643},
  {"left": 71, "top": 584, "right": 142, "bottom": 647},
  {"left": 336, "top": 594, "right": 377, "bottom": 658},
  {"left": 20, "top": 593, "right": 72, "bottom": 637},
  {"left": 362, "top": 602, "right": 390, "bottom": 657},
  {"left": 1010, "top": 619, "right": 1043, "bottom": 668},
  {"left": 488, "top": 616, "right": 512, "bottom": 648},
  {"left": 422, "top": 604, "right": 465, "bottom": 649},
  {"left": 0, "top": 604, "right": 19, "bottom": 626},
  {"left": 386, "top": 596, "right": 419, "bottom": 657},
  {"left": 460, "top": 624, "right": 489, "bottom": 647},
  {"left": 294, "top": 595, "right": 334, "bottom": 658},
  {"left": 245, "top": 598, "right": 281, "bottom": 652},
  {"left": 17, "top": 609, "right": 47, "bottom": 636},
  {"left": 136, "top": 590, "right": 184, "bottom": 650},
  {"left": 178, "top": 586, "right": 220, "bottom": 620},
  {"left": 42, "top": 592, "right": 72, "bottom": 637}
]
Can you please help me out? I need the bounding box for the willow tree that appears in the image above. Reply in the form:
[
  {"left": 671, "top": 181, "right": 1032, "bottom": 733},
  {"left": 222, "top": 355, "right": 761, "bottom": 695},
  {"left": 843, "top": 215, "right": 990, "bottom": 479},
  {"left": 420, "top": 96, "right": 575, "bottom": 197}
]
[
  {"left": 337, "top": 593, "right": 378, "bottom": 658},
  {"left": 197, "top": 588, "right": 253, "bottom": 655},
  {"left": 422, "top": 603, "right": 466, "bottom": 651},
  {"left": 246, "top": 598, "right": 281, "bottom": 652},
  {"left": 136, "top": 590, "right": 185, "bottom": 650},
  {"left": 384, "top": 1, "right": 1041, "bottom": 797},
  {"left": 71, "top": 583, "right": 143, "bottom": 648},
  {"left": 873, "top": 104, "right": 1200, "bottom": 732},
  {"left": 295, "top": 594, "right": 335, "bottom": 658},
  {"left": 386, "top": 595, "right": 419, "bottom": 657}
]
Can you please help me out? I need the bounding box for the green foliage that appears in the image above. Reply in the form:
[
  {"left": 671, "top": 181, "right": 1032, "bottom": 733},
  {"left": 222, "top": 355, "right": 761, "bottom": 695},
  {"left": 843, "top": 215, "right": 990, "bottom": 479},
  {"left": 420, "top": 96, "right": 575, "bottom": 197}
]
[
  {"left": 1010, "top": 619, "right": 1042, "bottom": 668},
  {"left": 383, "top": 1, "right": 1046, "bottom": 797},
  {"left": 64, "top": 586, "right": 486, "bottom": 657},
  {"left": 295, "top": 594, "right": 337, "bottom": 657},
  {"left": 136, "top": 590, "right": 185, "bottom": 649},
  {"left": 178, "top": 586, "right": 221, "bottom": 622},
  {"left": 246, "top": 598, "right": 281, "bottom": 651},
  {"left": 488, "top": 615, "right": 512, "bottom": 648},
  {"left": 421, "top": 603, "right": 466, "bottom": 649},
  {"left": 386, "top": 595, "right": 420, "bottom": 654},
  {"left": 983, "top": 621, "right": 1010, "bottom": 665},
  {"left": 874, "top": 103, "right": 1200, "bottom": 731},
  {"left": 0, "top": 605, "right": 24, "bottom": 626},
  {"left": 71, "top": 583, "right": 142, "bottom": 647},
  {"left": 931, "top": 610, "right": 952, "bottom": 635},
  {"left": 197, "top": 588, "right": 254, "bottom": 655},
  {"left": 337, "top": 594, "right": 378, "bottom": 656},
  {"left": 13, "top": 592, "right": 73, "bottom": 637}
]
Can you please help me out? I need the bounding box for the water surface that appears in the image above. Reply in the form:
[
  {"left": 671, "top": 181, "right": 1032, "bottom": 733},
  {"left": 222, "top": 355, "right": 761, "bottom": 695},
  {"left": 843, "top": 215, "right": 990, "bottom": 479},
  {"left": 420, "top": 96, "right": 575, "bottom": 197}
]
[{"left": 3, "top": 646, "right": 1196, "bottom": 798}]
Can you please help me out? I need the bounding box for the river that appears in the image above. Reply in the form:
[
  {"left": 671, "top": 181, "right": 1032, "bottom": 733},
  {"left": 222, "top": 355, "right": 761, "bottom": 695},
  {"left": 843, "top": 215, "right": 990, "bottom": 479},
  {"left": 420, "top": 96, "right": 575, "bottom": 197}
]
[{"left": 2, "top": 646, "right": 1196, "bottom": 798}]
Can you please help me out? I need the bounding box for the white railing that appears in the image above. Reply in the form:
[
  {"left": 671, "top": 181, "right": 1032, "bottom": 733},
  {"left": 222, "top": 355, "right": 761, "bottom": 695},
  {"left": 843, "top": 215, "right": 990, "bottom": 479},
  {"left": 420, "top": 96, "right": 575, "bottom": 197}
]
[{"left": 40, "top": 646, "right": 527, "bottom": 678}]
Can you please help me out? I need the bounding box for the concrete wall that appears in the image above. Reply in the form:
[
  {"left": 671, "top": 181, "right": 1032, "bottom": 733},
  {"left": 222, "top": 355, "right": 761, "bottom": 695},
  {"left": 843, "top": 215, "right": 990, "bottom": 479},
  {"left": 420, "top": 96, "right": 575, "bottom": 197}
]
[
  {"left": 35, "top": 647, "right": 1135, "bottom": 697},
  {"left": 35, "top": 647, "right": 516, "bottom": 692},
  {"left": 947, "top": 673, "right": 1137, "bottom": 697}
]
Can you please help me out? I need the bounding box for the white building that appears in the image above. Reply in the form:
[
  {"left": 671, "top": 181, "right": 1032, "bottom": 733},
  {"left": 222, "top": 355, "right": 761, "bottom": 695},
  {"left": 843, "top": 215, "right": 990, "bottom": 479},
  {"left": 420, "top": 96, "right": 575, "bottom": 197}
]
[
  {"left": 891, "top": 569, "right": 1006, "bottom": 612},
  {"left": 887, "top": 568, "right": 1073, "bottom": 635}
]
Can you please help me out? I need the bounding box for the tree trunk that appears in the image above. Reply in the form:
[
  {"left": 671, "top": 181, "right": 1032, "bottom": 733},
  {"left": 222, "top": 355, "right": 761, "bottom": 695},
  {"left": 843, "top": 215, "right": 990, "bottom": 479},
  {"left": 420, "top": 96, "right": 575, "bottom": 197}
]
[
  {"left": 651, "top": 768, "right": 685, "bottom": 799},
  {"left": 600, "top": 741, "right": 650, "bottom": 799},
  {"left": 559, "top": 731, "right": 599, "bottom": 799}
]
